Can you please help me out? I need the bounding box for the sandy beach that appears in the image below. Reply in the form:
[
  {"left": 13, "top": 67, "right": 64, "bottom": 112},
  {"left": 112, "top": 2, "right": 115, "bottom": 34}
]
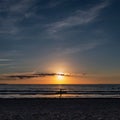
[{"left": 0, "top": 98, "right": 120, "bottom": 120}]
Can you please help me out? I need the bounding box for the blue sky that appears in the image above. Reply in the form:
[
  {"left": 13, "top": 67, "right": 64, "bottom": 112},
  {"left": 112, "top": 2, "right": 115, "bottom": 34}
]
[{"left": 0, "top": 0, "right": 120, "bottom": 78}]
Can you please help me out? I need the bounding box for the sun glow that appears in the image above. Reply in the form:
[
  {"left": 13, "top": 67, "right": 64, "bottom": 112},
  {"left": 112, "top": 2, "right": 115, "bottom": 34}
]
[
  {"left": 56, "top": 72, "right": 65, "bottom": 84},
  {"left": 57, "top": 75, "right": 64, "bottom": 80}
]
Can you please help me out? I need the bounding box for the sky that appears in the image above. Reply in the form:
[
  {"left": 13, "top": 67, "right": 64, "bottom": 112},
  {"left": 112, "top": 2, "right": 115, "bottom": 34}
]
[{"left": 0, "top": 0, "right": 120, "bottom": 84}]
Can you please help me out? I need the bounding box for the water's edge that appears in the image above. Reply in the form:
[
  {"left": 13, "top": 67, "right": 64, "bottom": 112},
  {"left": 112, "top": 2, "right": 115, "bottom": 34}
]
[{"left": 0, "top": 84, "right": 120, "bottom": 98}]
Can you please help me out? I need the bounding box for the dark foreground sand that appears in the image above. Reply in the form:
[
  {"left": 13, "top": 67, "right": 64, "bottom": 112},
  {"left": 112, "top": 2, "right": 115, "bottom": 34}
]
[{"left": 0, "top": 98, "right": 120, "bottom": 120}]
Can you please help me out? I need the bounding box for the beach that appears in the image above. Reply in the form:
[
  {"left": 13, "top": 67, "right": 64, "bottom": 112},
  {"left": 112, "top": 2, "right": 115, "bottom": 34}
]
[{"left": 0, "top": 98, "right": 120, "bottom": 120}]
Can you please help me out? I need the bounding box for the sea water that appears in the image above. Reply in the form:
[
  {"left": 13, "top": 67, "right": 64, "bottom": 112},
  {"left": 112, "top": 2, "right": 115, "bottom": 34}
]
[{"left": 0, "top": 84, "right": 120, "bottom": 98}]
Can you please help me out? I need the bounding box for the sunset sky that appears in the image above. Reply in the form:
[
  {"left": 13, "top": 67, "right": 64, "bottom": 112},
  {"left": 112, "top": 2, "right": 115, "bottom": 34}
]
[{"left": 0, "top": 0, "right": 120, "bottom": 84}]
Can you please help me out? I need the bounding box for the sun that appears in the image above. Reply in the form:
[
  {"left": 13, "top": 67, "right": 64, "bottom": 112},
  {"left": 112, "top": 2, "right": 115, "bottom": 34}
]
[
  {"left": 57, "top": 75, "right": 64, "bottom": 81},
  {"left": 56, "top": 72, "right": 65, "bottom": 83}
]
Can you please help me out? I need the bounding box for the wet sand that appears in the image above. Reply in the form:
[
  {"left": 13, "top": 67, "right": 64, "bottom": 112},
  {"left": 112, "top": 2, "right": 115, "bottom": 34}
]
[{"left": 0, "top": 98, "right": 120, "bottom": 120}]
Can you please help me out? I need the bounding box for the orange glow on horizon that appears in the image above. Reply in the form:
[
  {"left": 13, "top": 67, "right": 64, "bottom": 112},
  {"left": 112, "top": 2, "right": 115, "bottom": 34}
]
[{"left": 1, "top": 72, "right": 120, "bottom": 84}]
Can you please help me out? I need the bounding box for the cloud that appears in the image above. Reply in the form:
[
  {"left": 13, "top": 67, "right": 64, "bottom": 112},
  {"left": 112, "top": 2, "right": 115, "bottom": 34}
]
[
  {"left": 0, "top": 51, "right": 21, "bottom": 71},
  {"left": 0, "top": 63, "right": 14, "bottom": 67},
  {"left": 9, "top": 0, "right": 34, "bottom": 13},
  {"left": 0, "top": 58, "right": 15, "bottom": 69},
  {"left": 0, "top": 50, "right": 21, "bottom": 59},
  {"left": 4, "top": 73, "right": 67, "bottom": 80},
  {"left": 59, "top": 40, "right": 103, "bottom": 55},
  {"left": 0, "top": 59, "right": 12, "bottom": 62},
  {"left": 47, "top": 0, "right": 109, "bottom": 33},
  {"left": 40, "top": 0, "right": 68, "bottom": 9},
  {"left": 0, "top": 59, "right": 13, "bottom": 66},
  {"left": 0, "top": 0, "right": 37, "bottom": 35},
  {"left": 0, "top": 72, "right": 86, "bottom": 80},
  {"left": 48, "top": 1, "right": 64, "bottom": 8}
]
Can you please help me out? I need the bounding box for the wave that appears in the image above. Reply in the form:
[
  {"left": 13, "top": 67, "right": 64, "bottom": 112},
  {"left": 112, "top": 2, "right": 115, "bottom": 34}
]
[{"left": 0, "top": 84, "right": 120, "bottom": 98}]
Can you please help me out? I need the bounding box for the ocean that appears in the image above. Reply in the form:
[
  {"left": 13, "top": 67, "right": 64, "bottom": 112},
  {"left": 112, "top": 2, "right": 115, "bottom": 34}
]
[{"left": 0, "top": 84, "right": 120, "bottom": 98}]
